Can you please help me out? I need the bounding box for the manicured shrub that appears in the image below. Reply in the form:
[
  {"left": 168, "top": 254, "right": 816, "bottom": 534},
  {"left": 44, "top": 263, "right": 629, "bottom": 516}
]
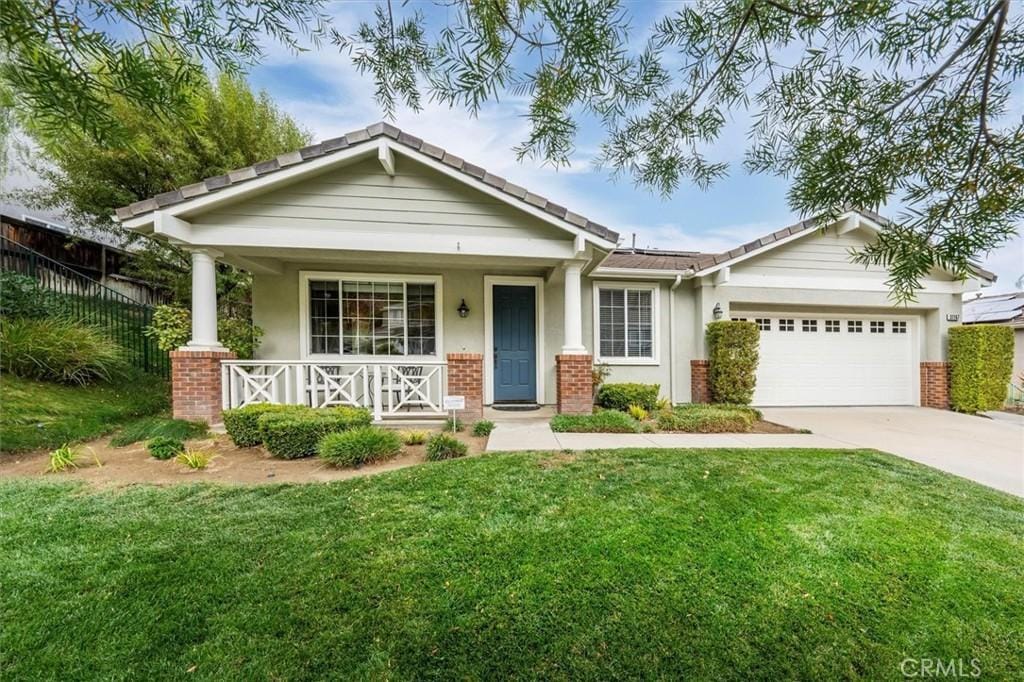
[
  {"left": 949, "top": 325, "right": 1014, "bottom": 413},
  {"left": 595, "top": 383, "right": 660, "bottom": 412},
  {"left": 0, "top": 317, "right": 128, "bottom": 385},
  {"left": 425, "top": 433, "right": 468, "bottom": 461},
  {"left": 222, "top": 403, "right": 305, "bottom": 447},
  {"left": 471, "top": 420, "right": 495, "bottom": 437},
  {"left": 319, "top": 427, "right": 403, "bottom": 468},
  {"left": 400, "top": 429, "right": 429, "bottom": 445},
  {"left": 550, "top": 410, "right": 640, "bottom": 433},
  {"left": 146, "top": 436, "right": 184, "bottom": 460},
  {"left": 443, "top": 417, "right": 465, "bottom": 432},
  {"left": 706, "top": 320, "right": 760, "bottom": 405},
  {"left": 656, "top": 404, "right": 761, "bottom": 433},
  {"left": 258, "top": 407, "right": 372, "bottom": 459}
]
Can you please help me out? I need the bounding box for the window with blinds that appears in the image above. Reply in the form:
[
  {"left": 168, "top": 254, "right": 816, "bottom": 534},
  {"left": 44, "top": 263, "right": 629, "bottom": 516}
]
[{"left": 598, "top": 286, "right": 654, "bottom": 360}]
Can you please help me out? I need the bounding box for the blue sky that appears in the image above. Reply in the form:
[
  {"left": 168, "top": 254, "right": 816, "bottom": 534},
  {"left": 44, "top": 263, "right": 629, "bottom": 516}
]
[{"left": 242, "top": 2, "right": 1021, "bottom": 292}]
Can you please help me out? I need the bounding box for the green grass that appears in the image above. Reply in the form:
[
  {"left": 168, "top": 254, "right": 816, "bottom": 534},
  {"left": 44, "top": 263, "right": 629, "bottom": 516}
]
[
  {"left": 109, "top": 416, "right": 207, "bottom": 447},
  {"left": 0, "top": 373, "right": 168, "bottom": 453},
  {"left": 2, "top": 448, "right": 1021, "bottom": 679}
]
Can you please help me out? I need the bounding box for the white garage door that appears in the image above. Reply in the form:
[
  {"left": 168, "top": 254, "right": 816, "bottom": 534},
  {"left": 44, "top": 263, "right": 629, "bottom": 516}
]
[{"left": 745, "top": 315, "right": 916, "bottom": 406}]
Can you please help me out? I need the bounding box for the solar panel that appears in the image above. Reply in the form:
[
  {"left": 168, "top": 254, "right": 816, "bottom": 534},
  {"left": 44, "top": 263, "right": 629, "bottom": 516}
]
[{"left": 962, "top": 294, "right": 1024, "bottom": 323}]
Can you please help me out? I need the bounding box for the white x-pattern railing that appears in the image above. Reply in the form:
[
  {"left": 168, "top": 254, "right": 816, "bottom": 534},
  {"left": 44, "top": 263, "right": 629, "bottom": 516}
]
[{"left": 221, "top": 360, "right": 447, "bottom": 420}]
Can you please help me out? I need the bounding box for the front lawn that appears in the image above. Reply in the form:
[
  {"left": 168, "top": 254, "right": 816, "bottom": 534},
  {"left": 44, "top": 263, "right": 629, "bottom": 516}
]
[
  {"left": 2, "top": 448, "right": 1022, "bottom": 679},
  {"left": 0, "top": 373, "right": 168, "bottom": 452}
]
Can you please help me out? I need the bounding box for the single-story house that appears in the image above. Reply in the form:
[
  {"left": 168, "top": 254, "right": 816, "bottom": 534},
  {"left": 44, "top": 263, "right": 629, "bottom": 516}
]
[
  {"left": 963, "top": 292, "right": 1024, "bottom": 379},
  {"left": 115, "top": 122, "right": 996, "bottom": 423}
]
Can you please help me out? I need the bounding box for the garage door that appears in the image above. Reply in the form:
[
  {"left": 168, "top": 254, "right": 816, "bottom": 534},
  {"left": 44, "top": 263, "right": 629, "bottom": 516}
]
[{"left": 743, "top": 315, "right": 916, "bottom": 406}]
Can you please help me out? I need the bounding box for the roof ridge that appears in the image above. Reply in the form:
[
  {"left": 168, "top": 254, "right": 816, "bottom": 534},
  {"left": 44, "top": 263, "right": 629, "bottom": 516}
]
[{"left": 114, "top": 121, "right": 618, "bottom": 243}]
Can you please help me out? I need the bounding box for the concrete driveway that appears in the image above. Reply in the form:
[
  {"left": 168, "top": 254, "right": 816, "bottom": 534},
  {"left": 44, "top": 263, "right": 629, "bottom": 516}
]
[{"left": 760, "top": 407, "right": 1024, "bottom": 497}]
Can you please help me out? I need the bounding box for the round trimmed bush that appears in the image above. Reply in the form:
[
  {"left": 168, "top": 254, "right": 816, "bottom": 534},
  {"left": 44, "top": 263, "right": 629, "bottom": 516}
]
[
  {"left": 595, "top": 383, "right": 660, "bottom": 412},
  {"left": 222, "top": 403, "right": 305, "bottom": 447},
  {"left": 319, "top": 426, "right": 402, "bottom": 468},
  {"left": 0, "top": 317, "right": 128, "bottom": 385},
  {"left": 425, "top": 433, "right": 468, "bottom": 461},
  {"left": 146, "top": 436, "right": 184, "bottom": 460}
]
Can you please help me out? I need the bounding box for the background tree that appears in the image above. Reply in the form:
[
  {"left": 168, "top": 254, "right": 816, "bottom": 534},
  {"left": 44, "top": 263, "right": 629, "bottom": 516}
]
[
  {"left": 10, "top": 71, "right": 311, "bottom": 311},
  {"left": 337, "top": 0, "right": 1023, "bottom": 301}
]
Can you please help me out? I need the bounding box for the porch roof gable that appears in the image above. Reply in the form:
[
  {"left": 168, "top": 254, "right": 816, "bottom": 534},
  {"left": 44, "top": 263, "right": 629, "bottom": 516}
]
[{"left": 114, "top": 122, "right": 619, "bottom": 247}]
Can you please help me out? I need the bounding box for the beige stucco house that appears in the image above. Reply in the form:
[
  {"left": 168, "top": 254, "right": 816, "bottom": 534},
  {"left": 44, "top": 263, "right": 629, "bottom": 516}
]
[{"left": 116, "top": 123, "right": 995, "bottom": 423}]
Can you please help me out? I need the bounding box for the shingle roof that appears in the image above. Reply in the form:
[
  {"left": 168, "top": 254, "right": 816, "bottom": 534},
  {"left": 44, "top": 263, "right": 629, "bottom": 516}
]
[
  {"left": 602, "top": 249, "right": 711, "bottom": 271},
  {"left": 688, "top": 210, "right": 997, "bottom": 282},
  {"left": 114, "top": 121, "right": 619, "bottom": 244}
]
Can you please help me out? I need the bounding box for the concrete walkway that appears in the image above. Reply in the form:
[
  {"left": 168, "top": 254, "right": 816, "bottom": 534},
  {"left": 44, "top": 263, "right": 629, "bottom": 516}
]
[{"left": 761, "top": 407, "right": 1024, "bottom": 497}]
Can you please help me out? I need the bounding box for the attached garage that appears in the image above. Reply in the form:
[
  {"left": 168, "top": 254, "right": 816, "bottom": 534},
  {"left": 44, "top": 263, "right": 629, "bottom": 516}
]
[{"left": 743, "top": 314, "right": 917, "bottom": 406}]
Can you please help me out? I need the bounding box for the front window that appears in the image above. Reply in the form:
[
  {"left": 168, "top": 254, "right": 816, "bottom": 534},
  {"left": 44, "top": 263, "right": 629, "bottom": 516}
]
[
  {"left": 307, "top": 277, "right": 437, "bottom": 356},
  {"left": 597, "top": 285, "right": 655, "bottom": 361}
]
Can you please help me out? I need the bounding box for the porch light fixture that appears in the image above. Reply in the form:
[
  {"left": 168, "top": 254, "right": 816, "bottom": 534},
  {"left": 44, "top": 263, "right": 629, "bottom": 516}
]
[
  {"left": 457, "top": 299, "right": 470, "bottom": 318},
  {"left": 712, "top": 303, "right": 723, "bottom": 320}
]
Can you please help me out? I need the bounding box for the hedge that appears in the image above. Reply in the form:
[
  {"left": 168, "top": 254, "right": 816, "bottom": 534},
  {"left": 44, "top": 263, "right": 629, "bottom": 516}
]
[
  {"left": 706, "top": 320, "right": 760, "bottom": 405},
  {"left": 258, "top": 406, "right": 372, "bottom": 459},
  {"left": 595, "top": 383, "right": 660, "bottom": 412},
  {"left": 656, "top": 404, "right": 761, "bottom": 433},
  {"left": 550, "top": 410, "right": 640, "bottom": 433},
  {"left": 949, "top": 325, "right": 1013, "bottom": 413},
  {"left": 222, "top": 403, "right": 306, "bottom": 447}
]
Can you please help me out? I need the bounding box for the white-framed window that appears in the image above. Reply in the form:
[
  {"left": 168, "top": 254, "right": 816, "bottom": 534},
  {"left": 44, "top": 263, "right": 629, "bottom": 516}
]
[
  {"left": 779, "top": 318, "right": 795, "bottom": 332},
  {"left": 892, "top": 320, "right": 908, "bottom": 334},
  {"left": 593, "top": 282, "right": 658, "bottom": 363},
  {"left": 825, "top": 320, "right": 841, "bottom": 333},
  {"left": 300, "top": 272, "right": 442, "bottom": 358},
  {"left": 870, "top": 320, "right": 885, "bottom": 334},
  {"left": 848, "top": 320, "right": 863, "bottom": 333},
  {"left": 801, "top": 319, "right": 818, "bottom": 332}
]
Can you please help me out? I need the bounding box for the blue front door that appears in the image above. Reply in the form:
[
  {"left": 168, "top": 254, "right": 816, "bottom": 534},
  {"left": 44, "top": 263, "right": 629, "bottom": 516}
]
[{"left": 493, "top": 285, "right": 536, "bottom": 402}]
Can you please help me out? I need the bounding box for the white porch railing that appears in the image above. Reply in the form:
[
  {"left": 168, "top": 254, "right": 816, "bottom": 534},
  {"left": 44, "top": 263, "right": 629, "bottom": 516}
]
[{"left": 221, "top": 360, "right": 447, "bottom": 420}]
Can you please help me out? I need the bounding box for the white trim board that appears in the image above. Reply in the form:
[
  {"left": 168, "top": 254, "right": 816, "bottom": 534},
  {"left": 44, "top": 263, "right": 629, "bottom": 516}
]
[
  {"left": 591, "top": 280, "right": 661, "bottom": 366},
  {"left": 483, "top": 276, "right": 546, "bottom": 405},
  {"left": 297, "top": 270, "right": 444, "bottom": 363}
]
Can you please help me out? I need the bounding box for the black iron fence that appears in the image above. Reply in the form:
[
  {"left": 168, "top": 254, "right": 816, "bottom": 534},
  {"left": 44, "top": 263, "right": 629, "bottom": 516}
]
[{"left": 0, "top": 233, "right": 170, "bottom": 378}]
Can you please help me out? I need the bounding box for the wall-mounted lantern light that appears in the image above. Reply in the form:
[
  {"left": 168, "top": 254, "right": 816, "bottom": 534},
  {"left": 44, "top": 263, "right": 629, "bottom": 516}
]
[
  {"left": 457, "top": 299, "right": 470, "bottom": 318},
  {"left": 712, "top": 303, "right": 723, "bottom": 320}
]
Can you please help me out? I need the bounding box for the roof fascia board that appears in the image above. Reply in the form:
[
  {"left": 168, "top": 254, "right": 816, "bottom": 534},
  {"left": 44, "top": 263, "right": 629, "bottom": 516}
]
[{"left": 591, "top": 267, "right": 690, "bottom": 280}]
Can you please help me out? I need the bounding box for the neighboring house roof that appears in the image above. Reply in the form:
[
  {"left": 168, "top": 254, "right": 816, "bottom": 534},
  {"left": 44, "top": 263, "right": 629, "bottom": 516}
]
[
  {"left": 114, "top": 122, "right": 619, "bottom": 244},
  {"left": 963, "top": 292, "right": 1024, "bottom": 326}
]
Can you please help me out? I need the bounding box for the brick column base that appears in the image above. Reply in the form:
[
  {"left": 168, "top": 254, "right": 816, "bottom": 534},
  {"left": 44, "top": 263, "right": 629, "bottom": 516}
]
[
  {"left": 446, "top": 353, "right": 484, "bottom": 421},
  {"left": 556, "top": 354, "right": 593, "bottom": 415},
  {"left": 920, "top": 361, "right": 951, "bottom": 409},
  {"left": 690, "top": 359, "right": 711, "bottom": 404},
  {"left": 170, "top": 349, "right": 236, "bottom": 424}
]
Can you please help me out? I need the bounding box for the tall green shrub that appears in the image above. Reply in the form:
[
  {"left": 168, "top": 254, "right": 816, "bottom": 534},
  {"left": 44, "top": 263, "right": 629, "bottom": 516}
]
[
  {"left": 706, "top": 320, "right": 759, "bottom": 405},
  {"left": 0, "top": 272, "right": 62, "bottom": 319},
  {"left": 145, "top": 305, "right": 263, "bottom": 358},
  {"left": 949, "top": 325, "right": 1013, "bottom": 413}
]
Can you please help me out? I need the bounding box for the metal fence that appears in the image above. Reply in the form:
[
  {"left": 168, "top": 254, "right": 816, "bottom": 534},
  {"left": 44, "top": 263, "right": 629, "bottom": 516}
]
[{"left": 0, "top": 233, "right": 170, "bottom": 378}]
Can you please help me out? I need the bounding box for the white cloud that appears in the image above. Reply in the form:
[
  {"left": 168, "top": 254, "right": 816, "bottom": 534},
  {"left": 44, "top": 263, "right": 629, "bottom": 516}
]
[{"left": 616, "top": 217, "right": 794, "bottom": 253}]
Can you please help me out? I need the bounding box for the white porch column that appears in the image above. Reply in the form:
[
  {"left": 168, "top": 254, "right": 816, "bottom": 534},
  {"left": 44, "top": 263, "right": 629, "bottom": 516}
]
[
  {"left": 561, "top": 261, "right": 587, "bottom": 354},
  {"left": 186, "top": 248, "right": 225, "bottom": 350}
]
